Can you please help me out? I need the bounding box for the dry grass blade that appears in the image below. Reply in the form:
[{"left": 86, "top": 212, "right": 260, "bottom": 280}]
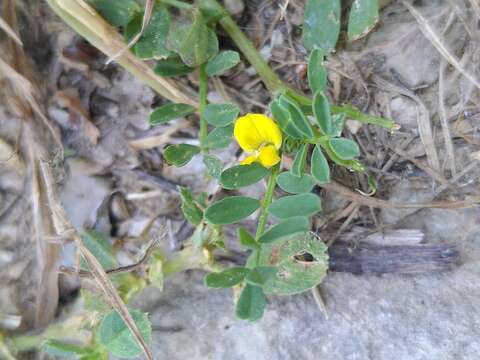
[
  {"left": 0, "top": 15, "right": 22, "bottom": 45},
  {"left": 402, "top": 0, "right": 480, "bottom": 90},
  {"left": 46, "top": 0, "right": 197, "bottom": 106},
  {"left": 438, "top": 59, "right": 456, "bottom": 175},
  {"left": 107, "top": 0, "right": 155, "bottom": 64},
  {"left": 321, "top": 180, "right": 480, "bottom": 209},
  {"left": 0, "top": 58, "right": 62, "bottom": 149},
  {"left": 371, "top": 74, "right": 440, "bottom": 172},
  {"left": 76, "top": 238, "right": 154, "bottom": 360},
  {"left": 38, "top": 160, "right": 153, "bottom": 360}
]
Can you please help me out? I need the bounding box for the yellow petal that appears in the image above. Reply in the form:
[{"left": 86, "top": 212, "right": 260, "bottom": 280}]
[
  {"left": 234, "top": 114, "right": 282, "bottom": 152},
  {"left": 240, "top": 154, "right": 257, "bottom": 165},
  {"left": 257, "top": 145, "right": 281, "bottom": 168}
]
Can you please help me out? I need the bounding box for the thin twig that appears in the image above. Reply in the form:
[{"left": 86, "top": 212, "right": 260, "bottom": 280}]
[
  {"left": 438, "top": 59, "right": 456, "bottom": 175},
  {"left": 311, "top": 286, "right": 328, "bottom": 319},
  {"left": 320, "top": 180, "right": 480, "bottom": 209},
  {"left": 59, "top": 236, "right": 160, "bottom": 278},
  {"left": 403, "top": 0, "right": 480, "bottom": 90}
]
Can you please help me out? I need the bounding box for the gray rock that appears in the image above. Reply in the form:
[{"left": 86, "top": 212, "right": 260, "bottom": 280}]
[{"left": 131, "top": 206, "right": 480, "bottom": 360}]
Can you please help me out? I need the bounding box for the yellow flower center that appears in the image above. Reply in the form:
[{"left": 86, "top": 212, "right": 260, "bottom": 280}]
[{"left": 233, "top": 114, "right": 282, "bottom": 168}]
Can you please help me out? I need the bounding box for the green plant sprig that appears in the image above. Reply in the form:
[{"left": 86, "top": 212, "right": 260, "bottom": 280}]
[{"left": 38, "top": 0, "right": 389, "bottom": 357}]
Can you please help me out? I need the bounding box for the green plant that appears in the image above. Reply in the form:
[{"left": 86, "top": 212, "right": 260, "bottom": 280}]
[{"left": 26, "top": 0, "right": 393, "bottom": 357}]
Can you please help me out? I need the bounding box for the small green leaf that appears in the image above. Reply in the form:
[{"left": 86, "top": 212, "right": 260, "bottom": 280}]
[
  {"left": 311, "top": 145, "right": 330, "bottom": 184},
  {"left": 98, "top": 309, "right": 151, "bottom": 359},
  {"left": 269, "top": 100, "right": 303, "bottom": 139},
  {"left": 125, "top": 6, "right": 171, "bottom": 59},
  {"left": 329, "top": 138, "right": 360, "bottom": 159},
  {"left": 166, "top": 11, "right": 218, "bottom": 67},
  {"left": 163, "top": 144, "right": 200, "bottom": 167},
  {"left": 291, "top": 144, "right": 309, "bottom": 177},
  {"left": 312, "top": 91, "right": 333, "bottom": 136},
  {"left": 81, "top": 230, "right": 116, "bottom": 270},
  {"left": 302, "top": 0, "right": 341, "bottom": 52},
  {"left": 331, "top": 113, "right": 346, "bottom": 137},
  {"left": 220, "top": 163, "right": 268, "bottom": 189},
  {"left": 308, "top": 48, "right": 327, "bottom": 93},
  {"left": 41, "top": 340, "right": 89, "bottom": 357},
  {"left": 89, "top": 0, "right": 140, "bottom": 27},
  {"left": 348, "top": 0, "right": 379, "bottom": 41},
  {"left": 205, "top": 50, "right": 240, "bottom": 76},
  {"left": 203, "top": 154, "right": 223, "bottom": 179},
  {"left": 205, "top": 196, "right": 260, "bottom": 225},
  {"left": 204, "top": 124, "right": 233, "bottom": 149},
  {"left": 154, "top": 56, "right": 194, "bottom": 77},
  {"left": 238, "top": 227, "right": 258, "bottom": 249},
  {"left": 245, "top": 266, "right": 277, "bottom": 286},
  {"left": 179, "top": 187, "right": 203, "bottom": 225},
  {"left": 236, "top": 284, "right": 266, "bottom": 321},
  {"left": 204, "top": 103, "right": 239, "bottom": 127},
  {"left": 322, "top": 142, "right": 366, "bottom": 172},
  {"left": 247, "top": 232, "right": 328, "bottom": 295},
  {"left": 269, "top": 194, "right": 321, "bottom": 220},
  {"left": 259, "top": 217, "right": 310, "bottom": 244},
  {"left": 204, "top": 267, "right": 249, "bottom": 288},
  {"left": 278, "top": 95, "right": 314, "bottom": 139},
  {"left": 150, "top": 103, "right": 196, "bottom": 125},
  {"left": 276, "top": 172, "right": 316, "bottom": 194}
]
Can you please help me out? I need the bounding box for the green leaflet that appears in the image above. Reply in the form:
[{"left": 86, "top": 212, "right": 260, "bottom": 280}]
[
  {"left": 150, "top": 103, "right": 196, "bottom": 125},
  {"left": 204, "top": 125, "right": 233, "bottom": 149},
  {"left": 235, "top": 284, "right": 266, "bottom": 321},
  {"left": 276, "top": 172, "right": 316, "bottom": 194},
  {"left": 302, "top": 0, "right": 341, "bottom": 52},
  {"left": 98, "top": 309, "right": 152, "bottom": 359},
  {"left": 269, "top": 193, "right": 321, "bottom": 220},
  {"left": 166, "top": 10, "right": 218, "bottom": 67},
  {"left": 308, "top": 48, "right": 327, "bottom": 93},
  {"left": 205, "top": 196, "right": 260, "bottom": 225},
  {"left": 204, "top": 103, "right": 239, "bottom": 127},
  {"left": 163, "top": 144, "right": 200, "bottom": 167},
  {"left": 348, "top": 0, "right": 379, "bottom": 41},
  {"left": 291, "top": 144, "right": 308, "bottom": 177},
  {"left": 220, "top": 163, "right": 268, "bottom": 189},
  {"left": 125, "top": 6, "right": 171, "bottom": 59},
  {"left": 311, "top": 145, "right": 330, "bottom": 184},
  {"left": 204, "top": 267, "right": 249, "bottom": 288},
  {"left": 206, "top": 50, "right": 240, "bottom": 76}
]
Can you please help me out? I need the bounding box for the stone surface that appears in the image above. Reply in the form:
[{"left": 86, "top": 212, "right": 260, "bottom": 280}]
[{"left": 130, "top": 207, "right": 480, "bottom": 360}]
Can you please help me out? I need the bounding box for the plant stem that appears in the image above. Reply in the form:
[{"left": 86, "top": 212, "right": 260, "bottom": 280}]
[
  {"left": 198, "top": 63, "right": 208, "bottom": 148},
  {"left": 199, "top": 0, "right": 285, "bottom": 94},
  {"left": 255, "top": 164, "right": 280, "bottom": 239}
]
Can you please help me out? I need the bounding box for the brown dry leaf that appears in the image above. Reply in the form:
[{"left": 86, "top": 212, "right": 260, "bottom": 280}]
[{"left": 55, "top": 89, "right": 100, "bottom": 145}]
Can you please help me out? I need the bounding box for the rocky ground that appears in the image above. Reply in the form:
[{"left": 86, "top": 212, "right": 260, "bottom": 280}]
[{"left": 1, "top": 0, "right": 480, "bottom": 359}]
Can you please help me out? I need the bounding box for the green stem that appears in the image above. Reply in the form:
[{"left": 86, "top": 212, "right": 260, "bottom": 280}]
[
  {"left": 198, "top": 63, "right": 208, "bottom": 148},
  {"left": 255, "top": 164, "right": 280, "bottom": 239},
  {"left": 200, "top": 0, "right": 285, "bottom": 94}
]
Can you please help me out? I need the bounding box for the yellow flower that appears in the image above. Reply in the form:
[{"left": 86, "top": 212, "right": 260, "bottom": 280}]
[{"left": 233, "top": 113, "right": 282, "bottom": 168}]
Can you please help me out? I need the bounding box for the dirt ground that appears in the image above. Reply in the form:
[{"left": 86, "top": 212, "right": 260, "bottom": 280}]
[{"left": 1, "top": 0, "right": 480, "bottom": 359}]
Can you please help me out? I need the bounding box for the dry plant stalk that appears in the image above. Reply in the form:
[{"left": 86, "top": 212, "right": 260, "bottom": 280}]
[
  {"left": 1, "top": 1, "right": 153, "bottom": 358},
  {"left": 403, "top": 0, "right": 480, "bottom": 90}
]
